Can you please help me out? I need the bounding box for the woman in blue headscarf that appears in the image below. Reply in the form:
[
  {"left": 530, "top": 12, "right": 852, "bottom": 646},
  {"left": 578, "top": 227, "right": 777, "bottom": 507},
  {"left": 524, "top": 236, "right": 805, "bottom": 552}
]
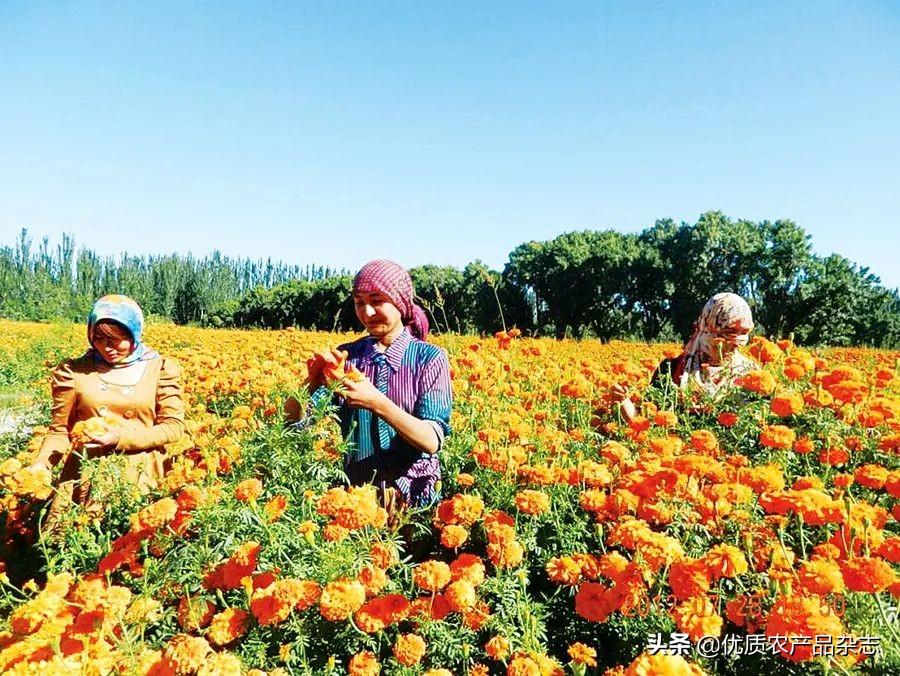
[{"left": 32, "top": 295, "right": 185, "bottom": 520}]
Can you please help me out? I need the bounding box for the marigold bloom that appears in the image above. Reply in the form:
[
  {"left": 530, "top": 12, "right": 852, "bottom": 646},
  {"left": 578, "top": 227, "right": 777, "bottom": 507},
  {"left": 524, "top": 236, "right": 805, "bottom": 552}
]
[
  {"left": 440, "top": 525, "right": 469, "bottom": 549},
  {"left": 736, "top": 370, "right": 776, "bottom": 395},
  {"left": 393, "top": 633, "right": 427, "bottom": 667},
  {"left": 765, "top": 595, "right": 845, "bottom": 662},
  {"left": 797, "top": 558, "right": 845, "bottom": 596},
  {"left": 445, "top": 579, "right": 477, "bottom": 612},
  {"left": 129, "top": 497, "right": 178, "bottom": 532},
  {"left": 717, "top": 411, "right": 738, "bottom": 427},
  {"left": 354, "top": 594, "right": 410, "bottom": 633},
  {"left": 208, "top": 608, "right": 250, "bottom": 646},
  {"left": 450, "top": 553, "right": 486, "bottom": 586},
  {"left": 770, "top": 391, "right": 804, "bottom": 417},
  {"left": 264, "top": 495, "right": 288, "bottom": 522},
  {"left": 176, "top": 597, "right": 216, "bottom": 631},
  {"left": 234, "top": 478, "right": 263, "bottom": 502},
  {"left": 414, "top": 561, "right": 452, "bottom": 592},
  {"left": 567, "top": 642, "right": 597, "bottom": 667},
  {"left": 840, "top": 557, "right": 896, "bottom": 593},
  {"left": 204, "top": 541, "right": 261, "bottom": 591},
  {"left": 668, "top": 559, "right": 710, "bottom": 600},
  {"left": 348, "top": 650, "right": 381, "bottom": 676},
  {"left": 484, "top": 635, "right": 510, "bottom": 661},
  {"left": 162, "top": 634, "right": 213, "bottom": 675},
  {"left": 515, "top": 489, "right": 551, "bottom": 516},
  {"left": 319, "top": 579, "right": 366, "bottom": 621},
  {"left": 623, "top": 653, "right": 706, "bottom": 675},
  {"left": 759, "top": 425, "right": 796, "bottom": 450},
  {"left": 546, "top": 556, "right": 582, "bottom": 586},
  {"left": 672, "top": 596, "right": 723, "bottom": 641},
  {"left": 702, "top": 544, "right": 748, "bottom": 580}
]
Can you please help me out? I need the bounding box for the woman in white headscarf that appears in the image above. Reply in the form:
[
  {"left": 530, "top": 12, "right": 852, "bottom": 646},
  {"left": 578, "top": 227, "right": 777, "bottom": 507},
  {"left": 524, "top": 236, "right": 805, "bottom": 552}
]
[
  {"left": 617, "top": 293, "right": 757, "bottom": 418},
  {"left": 654, "top": 292, "right": 757, "bottom": 395}
]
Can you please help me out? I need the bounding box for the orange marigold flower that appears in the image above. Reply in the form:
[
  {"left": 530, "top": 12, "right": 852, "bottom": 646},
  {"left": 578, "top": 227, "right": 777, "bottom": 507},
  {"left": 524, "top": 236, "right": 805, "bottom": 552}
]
[
  {"left": 876, "top": 537, "right": 900, "bottom": 564},
  {"left": 687, "top": 429, "right": 717, "bottom": 454},
  {"left": 414, "top": 561, "right": 452, "bottom": 592},
  {"left": 736, "top": 370, "right": 776, "bottom": 395},
  {"left": 672, "top": 596, "right": 723, "bottom": 641},
  {"left": 770, "top": 391, "right": 804, "bottom": 417},
  {"left": 623, "top": 653, "right": 706, "bottom": 675},
  {"left": 204, "top": 542, "right": 261, "bottom": 591},
  {"left": 515, "top": 489, "right": 551, "bottom": 516},
  {"left": 354, "top": 594, "right": 410, "bottom": 633},
  {"left": 440, "top": 525, "right": 469, "bottom": 549},
  {"left": 393, "top": 633, "right": 427, "bottom": 667},
  {"left": 435, "top": 493, "right": 485, "bottom": 526},
  {"left": 450, "top": 553, "right": 486, "bottom": 586},
  {"left": 484, "top": 635, "right": 510, "bottom": 661},
  {"left": 207, "top": 608, "right": 250, "bottom": 647},
  {"left": 129, "top": 497, "right": 178, "bottom": 532},
  {"left": 487, "top": 539, "right": 525, "bottom": 569},
  {"left": 264, "top": 495, "right": 288, "bottom": 522},
  {"left": 854, "top": 464, "right": 888, "bottom": 490},
  {"left": 359, "top": 566, "right": 388, "bottom": 598},
  {"left": 162, "top": 634, "right": 213, "bottom": 675},
  {"left": 348, "top": 650, "right": 381, "bottom": 676},
  {"left": 759, "top": 425, "right": 796, "bottom": 450},
  {"left": 319, "top": 578, "right": 366, "bottom": 621},
  {"left": 668, "top": 559, "right": 710, "bottom": 601},
  {"left": 797, "top": 558, "right": 845, "bottom": 596},
  {"left": 176, "top": 597, "right": 216, "bottom": 631},
  {"left": 840, "top": 557, "right": 896, "bottom": 593},
  {"left": 792, "top": 437, "right": 815, "bottom": 454},
  {"left": 567, "top": 642, "right": 597, "bottom": 667},
  {"left": 702, "top": 544, "right": 748, "bottom": 581},
  {"left": 717, "top": 411, "right": 738, "bottom": 427},
  {"left": 653, "top": 411, "right": 678, "bottom": 428},
  {"left": 234, "top": 478, "right": 263, "bottom": 502},
  {"left": 546, "top": 556, "right": 582, "bottom": 586},
  {"left": 765, "top": 595, "right": 844, "bottom": 662},
  {"left": 445, "top": 579, "right": 477, "bottom": 612},
  {"left": 456, "top": 473, "right": 475, "bottom": 488},
  {"left": 819, "top": 447, "right": 850, "bottom": 467}
]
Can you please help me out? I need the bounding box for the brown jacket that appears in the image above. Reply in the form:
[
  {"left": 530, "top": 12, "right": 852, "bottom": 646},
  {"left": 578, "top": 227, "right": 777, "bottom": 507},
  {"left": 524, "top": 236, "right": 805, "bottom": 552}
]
[{"left": 37, "top": 354, "right": 185, "bottom": 497}]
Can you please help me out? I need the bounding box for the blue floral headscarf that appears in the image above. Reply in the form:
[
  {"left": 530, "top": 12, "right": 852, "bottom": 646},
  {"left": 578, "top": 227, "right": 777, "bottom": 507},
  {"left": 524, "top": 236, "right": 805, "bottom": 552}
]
[{"left": 86, "top": 294, "right": 160, "bottom": 367}]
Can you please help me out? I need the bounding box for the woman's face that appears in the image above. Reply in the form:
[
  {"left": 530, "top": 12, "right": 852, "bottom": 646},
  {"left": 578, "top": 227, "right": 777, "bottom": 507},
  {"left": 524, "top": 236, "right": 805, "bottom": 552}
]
[
  {"left": 707, "top": 324, "right": 751, "bottom": 364},
  {"left": 91, "top": 321, "right": 134, "bottom": 363},
  {"left": 354, "top": 291, "right": 403, "bottom": 338}
]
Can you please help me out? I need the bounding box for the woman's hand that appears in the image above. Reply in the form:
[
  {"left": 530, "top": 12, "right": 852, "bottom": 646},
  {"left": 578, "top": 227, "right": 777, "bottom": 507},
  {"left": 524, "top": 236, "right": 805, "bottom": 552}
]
[
  {"left": 306, "top": 349, "right": 346, "bottom": 390},
  {"left": 88, "top": 427, "right": 121, "bottom": 448},
  {"left": 340, "top": 375, "right": 389, "bottom": 412},
  {"left": 610, "top": 383, "right": 638, "bottom": 421},
  {"left": 28, "top": 459, "right": 51, "bottom": 473}
]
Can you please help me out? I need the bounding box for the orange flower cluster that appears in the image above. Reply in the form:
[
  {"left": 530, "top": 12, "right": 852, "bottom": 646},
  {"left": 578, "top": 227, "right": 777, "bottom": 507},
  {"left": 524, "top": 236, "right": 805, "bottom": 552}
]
[
  {"left": 316, "top": 485, "right": 388, "bottom": 532},
  {"left": 203, "top": 542, "right": 261, "bottom": 591}
]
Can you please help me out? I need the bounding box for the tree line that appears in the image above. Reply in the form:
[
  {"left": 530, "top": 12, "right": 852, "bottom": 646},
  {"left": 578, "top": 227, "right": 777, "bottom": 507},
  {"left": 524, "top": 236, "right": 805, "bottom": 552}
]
[
  {"left": 2, "top": 213, "right": 898, "bottom": 347},
  {"left": 0, "top": 230, "right": 347, "bottom": 325}
]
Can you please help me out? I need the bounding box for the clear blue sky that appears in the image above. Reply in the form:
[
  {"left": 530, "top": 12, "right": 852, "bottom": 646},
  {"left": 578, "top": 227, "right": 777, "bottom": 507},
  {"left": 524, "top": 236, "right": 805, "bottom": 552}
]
[{"left": 2, "top": 1, "right": 898, "bottom": 287}]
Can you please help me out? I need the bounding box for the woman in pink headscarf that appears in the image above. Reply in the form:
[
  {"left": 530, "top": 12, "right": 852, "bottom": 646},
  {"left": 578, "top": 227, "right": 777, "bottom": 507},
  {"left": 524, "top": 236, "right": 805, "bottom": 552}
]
[{"left": 289, "top": 260, "right": 452, "bottom": 509}]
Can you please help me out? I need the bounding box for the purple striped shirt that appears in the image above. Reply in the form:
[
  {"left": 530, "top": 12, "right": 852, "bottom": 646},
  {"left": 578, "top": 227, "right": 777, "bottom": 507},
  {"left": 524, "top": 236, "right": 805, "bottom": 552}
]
[{"left": 330, "top": 327, "right": 453, "bottom": 506}]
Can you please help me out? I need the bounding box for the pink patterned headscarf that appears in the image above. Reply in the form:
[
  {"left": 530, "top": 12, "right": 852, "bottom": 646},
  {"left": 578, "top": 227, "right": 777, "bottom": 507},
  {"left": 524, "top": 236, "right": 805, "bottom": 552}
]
[{"left": 353, "top": 260, "right": 430, "bottom": 340}]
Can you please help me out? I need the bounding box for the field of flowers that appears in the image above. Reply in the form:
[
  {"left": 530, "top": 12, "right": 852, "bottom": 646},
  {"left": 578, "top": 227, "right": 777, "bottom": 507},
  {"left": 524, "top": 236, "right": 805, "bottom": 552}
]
[{"left": 0, "top": 319, "right": 898, "bottom": 676}]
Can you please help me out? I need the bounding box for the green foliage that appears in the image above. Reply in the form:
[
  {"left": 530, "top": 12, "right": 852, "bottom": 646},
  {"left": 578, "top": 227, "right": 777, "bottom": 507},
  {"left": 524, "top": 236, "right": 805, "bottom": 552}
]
[{"left": 2, "top": 216, "right": 898, "bottom": 347}]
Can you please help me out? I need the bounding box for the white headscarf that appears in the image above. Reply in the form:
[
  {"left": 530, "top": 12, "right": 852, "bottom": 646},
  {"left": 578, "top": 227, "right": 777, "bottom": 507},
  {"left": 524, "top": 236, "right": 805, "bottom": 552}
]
[{"left": 680, "top": 293, "right": 756, "bottom": 395}]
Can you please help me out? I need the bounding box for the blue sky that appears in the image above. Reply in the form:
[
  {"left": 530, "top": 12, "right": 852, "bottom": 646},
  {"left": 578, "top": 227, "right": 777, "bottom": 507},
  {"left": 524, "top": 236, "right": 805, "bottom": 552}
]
[{"left": 1, "top": 1, "right": 898, "bottom": 287}]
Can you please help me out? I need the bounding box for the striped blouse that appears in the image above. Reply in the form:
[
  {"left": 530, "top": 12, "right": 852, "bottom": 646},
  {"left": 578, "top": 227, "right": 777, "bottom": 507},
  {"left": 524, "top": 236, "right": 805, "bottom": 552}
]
[{"left": 306, "top": 328, "right": 453, "bottom": 505}]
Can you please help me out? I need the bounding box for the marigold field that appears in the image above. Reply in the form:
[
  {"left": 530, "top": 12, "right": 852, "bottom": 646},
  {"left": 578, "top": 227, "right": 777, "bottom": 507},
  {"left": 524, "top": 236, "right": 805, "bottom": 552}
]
[{"left": 0, "top": 319, "right": 898, "bottom": 676}]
